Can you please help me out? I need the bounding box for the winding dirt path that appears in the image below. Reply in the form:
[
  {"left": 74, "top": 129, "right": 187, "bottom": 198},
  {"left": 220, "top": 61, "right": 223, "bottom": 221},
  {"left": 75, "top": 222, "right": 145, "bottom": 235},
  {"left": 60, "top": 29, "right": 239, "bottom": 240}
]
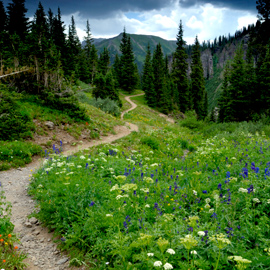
[
  {"left": 0, "top": 94, "right": 142, "bottom": 270},
  {"left": 120, "top": 93, "right": 144, "bottom": 119}
]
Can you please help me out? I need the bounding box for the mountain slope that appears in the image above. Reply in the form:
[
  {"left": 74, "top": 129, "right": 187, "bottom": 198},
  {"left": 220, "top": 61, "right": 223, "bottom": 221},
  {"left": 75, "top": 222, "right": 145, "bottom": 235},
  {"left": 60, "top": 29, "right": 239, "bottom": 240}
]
[{"left": 93, "top": 33, "right": 177, "bottom": 71}]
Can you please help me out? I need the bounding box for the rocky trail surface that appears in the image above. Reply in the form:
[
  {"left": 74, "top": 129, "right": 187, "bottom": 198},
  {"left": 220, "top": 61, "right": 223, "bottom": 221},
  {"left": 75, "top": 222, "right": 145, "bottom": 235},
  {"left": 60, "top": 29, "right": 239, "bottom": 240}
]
[{"left": 0, "top": 93, "right": 172, "bottom": 269}]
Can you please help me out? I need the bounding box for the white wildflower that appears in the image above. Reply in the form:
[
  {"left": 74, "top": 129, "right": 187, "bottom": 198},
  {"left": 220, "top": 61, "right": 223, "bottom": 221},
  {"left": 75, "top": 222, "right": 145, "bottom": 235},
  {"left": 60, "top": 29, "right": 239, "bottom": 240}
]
[
  {"left": 153, "top": 261, "right": 162, "bottom": 267},
  {"left": 150, "top": 163, "right": 159, "bottom": 167},
  {"left": 147, "top": 253, "right": 154, "bottom": 257},
  {"left": 77, "top": 165, "right": 82, "bottom": 168},
  {"left": 106, "top": 214, "right": 113, "bottom": 217},
  {"left": 205, "top": 198, "right": 211, "bottom": 204},
  {"left": 145, "top": 204, "right": 150, "bottom": 208},
  {"left": 198, "top": 231, "right": 206, "bottom": 237},
  {"left": 209, "top": 208, "right": 214, "bottom": 213},
  {"left": 163, "top": 262, "right": 173, "bottom": 269},
  {"left": 166, "top": 248, "right": 175, "bottom": 255},
  {"left": 191, "top": 250, "right": 197, "bottom": 255},
  {"left": 253, "top": 198, "right": 260, "bottom": 203},
  {"left": 238, "top": 188, "right": 248, "bottom": 193},
  {"left": 193, "top": 190, "right": 197, "bottom": 196},
  {"left": 204, "top": 203, "right": 211, "bottom": 209},
  {"left": 80, "top": 155, "right": 86, "bottom": 159}
]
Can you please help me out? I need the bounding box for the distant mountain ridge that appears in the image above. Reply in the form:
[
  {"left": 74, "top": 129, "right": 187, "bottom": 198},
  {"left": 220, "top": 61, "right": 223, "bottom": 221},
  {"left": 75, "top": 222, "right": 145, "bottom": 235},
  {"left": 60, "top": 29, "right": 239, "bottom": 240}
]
[{"left": 84, "top": 33, "right": 177, "bottom": 71}]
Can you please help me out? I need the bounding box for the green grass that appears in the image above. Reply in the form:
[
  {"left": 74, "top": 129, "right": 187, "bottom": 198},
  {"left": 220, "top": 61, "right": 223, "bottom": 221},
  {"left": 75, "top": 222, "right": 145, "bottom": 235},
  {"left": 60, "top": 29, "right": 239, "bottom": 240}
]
[
  {"left": 0, "top": 141, "right": 42, "bottom": 171},
  {"left": 28, "top": 115, "right": 270, "bottom": 269}
]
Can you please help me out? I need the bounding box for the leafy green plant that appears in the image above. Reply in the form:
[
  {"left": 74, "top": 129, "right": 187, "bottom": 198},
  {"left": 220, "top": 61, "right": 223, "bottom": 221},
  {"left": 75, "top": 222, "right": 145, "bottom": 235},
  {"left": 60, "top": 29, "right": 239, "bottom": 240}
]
[
  {"left": 0, "top": 186, "right": 27, "bottom": 269},
  {"left": 88, "top": 97, "right": 121, "bottom": 117},
  {"left": 140, "top": 136, "right": 159, "bottom": 150},
  {"left": 0, "top": 141, "right": 42, "bottom": 171},
  {"left": 0, "top": 90, "right": 35, "bottom": 140}
]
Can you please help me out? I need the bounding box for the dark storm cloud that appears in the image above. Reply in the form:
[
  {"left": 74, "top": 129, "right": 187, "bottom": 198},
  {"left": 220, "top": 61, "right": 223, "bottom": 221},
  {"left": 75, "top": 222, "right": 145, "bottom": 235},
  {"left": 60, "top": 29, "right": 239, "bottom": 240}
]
[
  {"left": 2, "top": 0, "right": 174, "bottom": 18},
  {"left": 179, "top": 0, "right": 257, "bottom": 12}
]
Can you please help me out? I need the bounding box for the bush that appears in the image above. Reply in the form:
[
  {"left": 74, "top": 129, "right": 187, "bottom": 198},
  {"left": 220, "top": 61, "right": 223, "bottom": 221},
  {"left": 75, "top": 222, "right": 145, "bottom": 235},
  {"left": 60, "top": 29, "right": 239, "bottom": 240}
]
[
  {"left": 89, "top": 97, "right": 121, "bottom": 117},
  {"left": 0, "top": 89, "right": 35, "bottom": 140},
  {"left": 39, "top": 90, "right": 89, "bottom": 122},
  {"left": 140, "top": 136, "right": 159, "bottom": 150},
  {"left": 0, "top": 141, "right": 42, "bottom": 170},
  {"left": 179, "top": 111, "right": 205, "bottom": 131}
]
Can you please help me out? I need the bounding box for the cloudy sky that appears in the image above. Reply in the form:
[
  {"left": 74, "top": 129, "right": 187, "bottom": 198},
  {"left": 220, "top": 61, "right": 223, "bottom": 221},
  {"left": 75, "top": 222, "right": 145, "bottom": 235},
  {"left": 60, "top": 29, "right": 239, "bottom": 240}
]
[{"left": 3, "top": 0, "right": 258, "bottom": 44}]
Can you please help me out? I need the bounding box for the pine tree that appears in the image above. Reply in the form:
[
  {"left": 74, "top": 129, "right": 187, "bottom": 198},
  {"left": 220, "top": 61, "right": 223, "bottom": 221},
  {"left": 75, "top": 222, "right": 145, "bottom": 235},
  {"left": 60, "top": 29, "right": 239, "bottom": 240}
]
[
  {"left": 152, "top": 43, "right": 172, "bottom": 112},
  {"left": 84, "top": 20, "right": 93, "bottom": 56},
  {"left": 6, "top": 0, "right": 29, "bottom": 40},
  {"left": 172, "top": 20, "right": 189, "bottom": 113},
  {"left": 89, "top": 45, "right": 98, "bottom": 83},
  {"left": 257, "top": 45, "right": 270, "bottom": 114},
  {"left": 93, "top": 71, "right": 120, "bottom": 104},
  {"left": 66, "top": 15, "right": 81, "bottom": 77},
  {"left": 218, "top": 62, "right": 231, "bottom": 122},
  {"left": 30, "top": 2, "right": 50, "bottom": 57},
  {"left": 51, "top": 8, "right": 66, "bottom": 56},
  {"left": 142, "top": 44, "right": 155, "bottom": 107},
  {"left": 152, "top": 43, "right": 165, "bottom": 105},
  {"left": 98, "top": 47, "right": 110, "bottom": 75},
  {"left": 113, "top": 53, "right": 121, "bottom": 88},
  {"left": 119, "top": 29, "right": 137, "bottom": 93},
  {"left": 190, "top": 36, "right": 206, "bottom": 120},
  {"left": 0, "top": 1, "right": 7, "bottom": 32}
]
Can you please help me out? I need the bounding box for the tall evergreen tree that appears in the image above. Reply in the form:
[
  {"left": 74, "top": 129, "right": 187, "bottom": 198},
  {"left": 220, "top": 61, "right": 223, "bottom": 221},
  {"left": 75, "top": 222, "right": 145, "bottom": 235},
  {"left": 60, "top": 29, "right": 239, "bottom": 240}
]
[
  {"left": 152, "top": 43, "right": 171, "bottom": 112},
  {"left": 0, "top": 1, "right": 7, "bottom": 32},
  {"left": 172, "top": 20, "right": 189, "bottom": 113},
  {"left": 98, "top": 47, "right": 110, "bottom": 75},
  {"left": 190, "top": 36, "right": 207, "bottom": 119},
  {"left": 51, "top": 8, "right": 66, "bottom": 54},
  {"left": 218, "top": 44, "right": 252, "bottom": 122},
  {"left": 66, "top": 15, "right": 81, "bottom": 76},
  {"left": 30, "top": 2, "right": 50, "bottom": 56},
  {"left": 6, "top": 0, "right": 28, "bottom": 39},
  {"left": 142, "top": 44, "right": 155, "bottom": 107},
  {"left": 218, "top": 62, "right": 231, "bottom": 122},
  {"left": 93, "top": 71, "right": 120, "bottom": 104},
  {"left": 119, "top": 29, "right": 137, "bottom": 93},
  {"left": 257, "top": 45, "right": 270, "bottom": 114},
  {"left": 113, "top": 53, "right": 121, "bottom": 88},
  {"left": 152, "top": 43, "right": 165, "bottom": 106}
]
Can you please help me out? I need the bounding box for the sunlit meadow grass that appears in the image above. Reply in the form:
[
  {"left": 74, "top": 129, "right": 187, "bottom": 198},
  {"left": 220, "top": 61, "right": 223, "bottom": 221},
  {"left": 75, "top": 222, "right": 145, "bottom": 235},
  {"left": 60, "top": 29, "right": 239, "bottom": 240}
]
[{"left": 29, "top": 95, "right": 270, "bottom": 269}]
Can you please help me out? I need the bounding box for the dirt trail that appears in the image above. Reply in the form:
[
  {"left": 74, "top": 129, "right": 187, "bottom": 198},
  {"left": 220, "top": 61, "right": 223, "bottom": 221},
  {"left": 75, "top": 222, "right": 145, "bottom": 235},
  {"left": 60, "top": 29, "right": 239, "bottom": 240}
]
[
  {"left": 0, "top": 94, "right": 142, "bottom": 270},
  {"left": 120, "top": 93, "right": 144, "bottom": 119}
]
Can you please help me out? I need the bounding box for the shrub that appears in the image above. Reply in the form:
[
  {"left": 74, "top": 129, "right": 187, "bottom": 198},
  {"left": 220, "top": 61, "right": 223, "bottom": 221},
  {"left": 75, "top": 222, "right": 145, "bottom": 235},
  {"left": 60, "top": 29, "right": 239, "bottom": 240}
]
[
  {"left": 179, "top": 111, "right": 205, "bottom": 131},
  {"left": 0, "top": 89, "right": 35, "bottom": 140},
  {"left": 89, "top": 97, "right": 121, "bottom": 117},
  {"left": 0, "top": 141, "right": 42, "bottom": 170},
  {"left": 40, "top": 90, "right": 89, "bottom": 121},
  {"left": 140, "top": 136, "right": 159, "bottom": 150}
]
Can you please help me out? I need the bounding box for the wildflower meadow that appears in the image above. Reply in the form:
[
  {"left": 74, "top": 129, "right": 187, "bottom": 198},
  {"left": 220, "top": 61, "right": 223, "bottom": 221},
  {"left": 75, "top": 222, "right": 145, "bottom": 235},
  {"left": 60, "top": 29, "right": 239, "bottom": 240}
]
[{"left": 28, "top": 116, "right": 270, "bottom": 270}]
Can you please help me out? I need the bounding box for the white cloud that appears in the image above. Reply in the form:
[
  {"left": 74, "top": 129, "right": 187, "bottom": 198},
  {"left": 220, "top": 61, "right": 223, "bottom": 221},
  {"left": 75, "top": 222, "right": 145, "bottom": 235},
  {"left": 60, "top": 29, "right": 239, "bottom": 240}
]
[
  {"left": 186, "top": 15, "right": 203, "bottom": 29},
  {"left": 237, "top": 14, "right": 257, "bottom": 30}
]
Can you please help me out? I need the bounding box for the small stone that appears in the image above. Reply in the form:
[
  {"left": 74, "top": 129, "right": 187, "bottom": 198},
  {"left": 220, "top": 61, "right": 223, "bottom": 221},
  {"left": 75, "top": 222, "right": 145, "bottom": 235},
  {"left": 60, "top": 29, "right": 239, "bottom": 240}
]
[
  {"left": 24, "top": 222, "right": 32, "bottom": 228},
  {"left": 45, "top": 121, "right": 55, "bottom": 129},
  {"left": 48, "top": 238, "right": 51, "bottom": 242},
  {"left": 56, "top": 258, "right": 69, "bottom": 265},
  {"left": 29, "top": 217, "right": 38, "bottom": 224}
]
